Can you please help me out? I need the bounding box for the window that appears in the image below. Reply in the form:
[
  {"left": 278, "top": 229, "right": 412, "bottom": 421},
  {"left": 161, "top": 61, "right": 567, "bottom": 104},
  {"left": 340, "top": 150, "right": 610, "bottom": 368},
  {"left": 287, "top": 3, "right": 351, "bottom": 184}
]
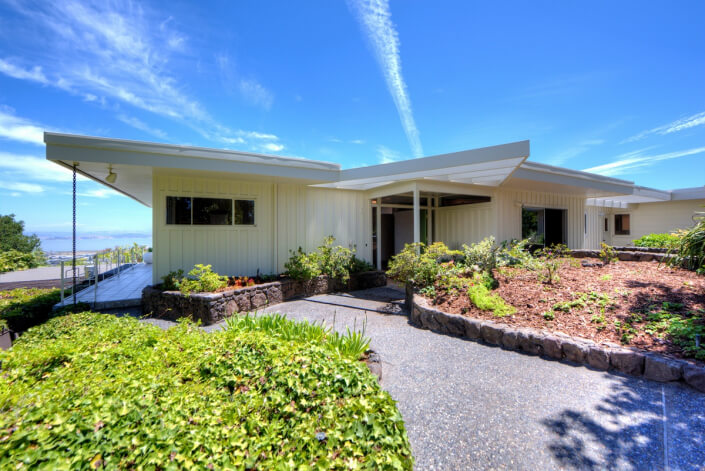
[
  {"left": 604, "top": 217, "right": 608, "bottom": 232},
  {"left": 234, "top": 199, "right": 255, "bottom": 225},
  {"left": 193, "top": 198, "right": 232, "bottom": 225},
  {"left": 166, "top": 196, "right": 192, "bottom": 224},
  {"left": 614, "top": 214, "right": 630, "bottom": 235},
  {"left": 584, "top": 212, "right": 587, "bottom": 235}
]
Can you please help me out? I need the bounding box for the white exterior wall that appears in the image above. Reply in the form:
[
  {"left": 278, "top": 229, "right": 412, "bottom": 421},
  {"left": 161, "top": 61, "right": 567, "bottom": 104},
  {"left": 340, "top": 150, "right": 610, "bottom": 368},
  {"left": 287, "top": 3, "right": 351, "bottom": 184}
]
[
  {"left": 494, "top": 189, "right": 587, "bottom": 249},
  {"left": 602, "top": 199, "right": 704, "bottom": 247},
  {"left": 153, "top": 175, "right": 372, "bottom": 283},
  {"left": 584, "top": 205, "right": 603, "bottom": 249},
  {"left": 434, "top": 202, "right": 496, "bottom": 249}
]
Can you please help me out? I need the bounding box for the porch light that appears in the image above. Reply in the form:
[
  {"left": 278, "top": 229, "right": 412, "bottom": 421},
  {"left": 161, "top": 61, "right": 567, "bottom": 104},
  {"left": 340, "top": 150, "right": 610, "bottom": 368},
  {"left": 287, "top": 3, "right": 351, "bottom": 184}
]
[{"left": 106, "top": 165, "right": 117, "bottom": 183}]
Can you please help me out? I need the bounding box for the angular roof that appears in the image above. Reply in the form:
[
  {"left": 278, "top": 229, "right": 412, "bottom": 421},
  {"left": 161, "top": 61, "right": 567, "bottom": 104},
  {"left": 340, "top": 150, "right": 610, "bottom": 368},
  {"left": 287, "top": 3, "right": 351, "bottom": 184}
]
[{"left": 45, "top": 132, "right": 702, "bottom": 207}]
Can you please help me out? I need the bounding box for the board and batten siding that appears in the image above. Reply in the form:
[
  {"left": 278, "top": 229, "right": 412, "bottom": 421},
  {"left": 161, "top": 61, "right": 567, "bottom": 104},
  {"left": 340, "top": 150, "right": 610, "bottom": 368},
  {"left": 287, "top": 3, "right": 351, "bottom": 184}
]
[
  {"left": 494, "top": 189, "right": 587, "bottom": 249},
  {"left": 434, "top": 202, "right": 496, "bottom": 250},
  {"left": 152, "top": 174, "right": 372, "bottom": 283},
  {"left": 602, "top": 199, "right": 705, "bottom": 247},
  {"left": 275, "top": 184, "right": 372, "bottom": 272}
]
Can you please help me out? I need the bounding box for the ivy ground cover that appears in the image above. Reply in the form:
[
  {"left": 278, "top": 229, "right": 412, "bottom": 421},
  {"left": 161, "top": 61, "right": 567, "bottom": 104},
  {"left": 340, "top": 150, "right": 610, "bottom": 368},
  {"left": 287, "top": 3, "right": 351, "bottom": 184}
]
[{"left": 0, "top": 313, "right": 412, "bottom": 470}]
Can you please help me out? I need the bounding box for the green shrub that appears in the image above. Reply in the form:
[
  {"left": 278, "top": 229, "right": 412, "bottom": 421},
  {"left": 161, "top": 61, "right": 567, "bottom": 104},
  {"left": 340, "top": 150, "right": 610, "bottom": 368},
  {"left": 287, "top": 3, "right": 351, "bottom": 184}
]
[
  {"left": 599, "top": 243, "right": 618, "bottom": 265},
  {"left": 633, "top": 232, "right": 682, "bottom": 249},
  {"left": 461, "top": 236, "right": 499, "bottom": 274},
  {"left": 179, "top": 264, "right": 228, "bottom": 294},
  {"left": 497, "top": 239, "right": 536, "bottom": 268},
  {"left": 0, "top": 313, "right": 413, "bottom": 469},
  {"left": 0, "top": 249, "right": 44, "bottom": 273},
  {"left": 160, "top": 269, "right": 184, "bottom": 291},
  {"left": 0, "top": 288, "right": 84, "bottom": 332},
  {"left": 386, "top": 242, "right": 462, "bottom": 289},
  {"left": 534, "top": 244, "right": 569, "bottom": 284},
  {"left": 285, "top": 236, "right": 372, "bottom": 282},
  {"left": 667, "top": 213, "right": 705, "bottom": 274}
]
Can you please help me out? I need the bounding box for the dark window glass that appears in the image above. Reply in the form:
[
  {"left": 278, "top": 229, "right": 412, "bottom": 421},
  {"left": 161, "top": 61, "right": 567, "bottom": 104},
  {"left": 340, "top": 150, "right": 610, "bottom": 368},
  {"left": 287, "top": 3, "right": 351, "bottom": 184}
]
[
  {"left": 193, "top": 198, "right": 233, "bottom": 225},
  {"left": 234, "top": 200, "right": 255, "bottom": 225},
  {"left": 166, "top": 196, "right": 192, "bottom": 224},
  {"left": 615, "top": 214, "right": 630, "bottom": 235}
]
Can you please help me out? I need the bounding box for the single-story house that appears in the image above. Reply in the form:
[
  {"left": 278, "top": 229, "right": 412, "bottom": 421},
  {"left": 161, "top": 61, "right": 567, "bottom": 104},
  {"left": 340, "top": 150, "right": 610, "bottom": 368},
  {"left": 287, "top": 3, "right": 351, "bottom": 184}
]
[{"left": 44, "top": 132, "right": 705, "bottom": 283}]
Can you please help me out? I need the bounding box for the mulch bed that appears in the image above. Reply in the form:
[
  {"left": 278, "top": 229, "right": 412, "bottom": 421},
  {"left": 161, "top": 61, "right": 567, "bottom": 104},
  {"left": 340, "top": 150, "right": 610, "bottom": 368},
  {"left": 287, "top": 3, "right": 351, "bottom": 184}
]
[{"left": 430, "top": 259, "right": 705, "bottom": 360}]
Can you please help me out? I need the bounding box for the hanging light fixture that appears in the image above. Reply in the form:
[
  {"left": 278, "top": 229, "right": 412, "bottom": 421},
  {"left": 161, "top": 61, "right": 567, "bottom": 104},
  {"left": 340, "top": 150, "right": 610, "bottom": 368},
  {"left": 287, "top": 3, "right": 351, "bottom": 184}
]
[{"left": 106, "top": 165, "right": 117, "bottom": 183}]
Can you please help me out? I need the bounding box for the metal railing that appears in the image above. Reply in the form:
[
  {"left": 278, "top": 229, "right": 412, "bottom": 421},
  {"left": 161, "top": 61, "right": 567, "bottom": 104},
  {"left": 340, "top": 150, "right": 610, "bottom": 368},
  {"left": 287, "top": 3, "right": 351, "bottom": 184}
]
[{"left": 59, "top": 248, "right": 145, "bottom": 306}]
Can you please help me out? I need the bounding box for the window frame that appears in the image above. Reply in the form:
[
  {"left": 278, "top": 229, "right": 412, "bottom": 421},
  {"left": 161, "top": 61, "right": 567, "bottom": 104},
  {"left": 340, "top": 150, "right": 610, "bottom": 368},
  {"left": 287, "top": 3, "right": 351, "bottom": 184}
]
[
  {"left": 614, "top": 213, "right": 631, "bottom": 235},
  {"left": 164, "top": 195, "right": 257, "bottom": 228}
]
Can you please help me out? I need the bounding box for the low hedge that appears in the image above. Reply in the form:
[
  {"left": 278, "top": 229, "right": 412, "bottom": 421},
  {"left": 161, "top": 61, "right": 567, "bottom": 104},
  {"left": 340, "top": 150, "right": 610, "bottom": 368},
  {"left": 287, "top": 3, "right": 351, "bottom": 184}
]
[
  {"left": 0, "top": 288, "right": 63, "bottom": 332},
  {"left": 633, "top": 233, "right": 682, "bottom": 249},
  {"left": 0, "top": 313, "right": 413, "bottom": 469}
]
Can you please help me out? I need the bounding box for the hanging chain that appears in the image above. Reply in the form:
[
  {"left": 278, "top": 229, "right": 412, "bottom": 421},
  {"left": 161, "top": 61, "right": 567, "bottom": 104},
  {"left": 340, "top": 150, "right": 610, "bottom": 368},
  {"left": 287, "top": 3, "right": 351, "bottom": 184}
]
[{"left": 72, "top": 163, "right": 77, "bottom": 305}]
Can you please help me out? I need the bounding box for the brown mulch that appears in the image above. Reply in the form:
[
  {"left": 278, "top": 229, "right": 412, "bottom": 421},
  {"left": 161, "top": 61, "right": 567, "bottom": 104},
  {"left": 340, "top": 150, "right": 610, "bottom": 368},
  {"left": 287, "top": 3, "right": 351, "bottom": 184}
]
[{"left": 430, "top": 259, "right": 705, "bottom": 360}]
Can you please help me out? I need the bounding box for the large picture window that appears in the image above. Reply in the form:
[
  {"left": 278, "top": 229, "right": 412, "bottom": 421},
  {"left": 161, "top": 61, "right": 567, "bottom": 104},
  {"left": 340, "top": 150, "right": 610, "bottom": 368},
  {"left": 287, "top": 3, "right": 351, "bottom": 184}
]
[
  {"left": 193, "top": 198, "right": 232, "bottom": 225},
  {"left": 234, "top": 199, "right": 255, "bottom": 225},
  {"left": 166, "top": 196, "right": 192, "bottom": 224},
  {"left": 166, "top": 196, "right": 254, "bottom": 226},
  {"left": 614, "top": 214, "right": 630, "bottom": 235}
]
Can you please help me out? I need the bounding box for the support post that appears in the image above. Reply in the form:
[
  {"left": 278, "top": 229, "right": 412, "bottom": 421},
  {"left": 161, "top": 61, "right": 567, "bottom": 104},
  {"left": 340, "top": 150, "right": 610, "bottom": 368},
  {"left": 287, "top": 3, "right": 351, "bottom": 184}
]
[
  {"left": 93, "top": 254, "right": 98, "bottom": 307},
  {"left": 427, "top": 196, "right": 433, "bottom": 244},
  {"left": 72, "top": 163, "right": 77, "bottom": 306},
  {"left": 60, "top": 261, "right": 65, "bottom": 306},
  {"left": 413, "top": 187, "right": 420, "bottom": 252},
  {"left": 376, "top": 199, "right": 382, "bottom": 270}
]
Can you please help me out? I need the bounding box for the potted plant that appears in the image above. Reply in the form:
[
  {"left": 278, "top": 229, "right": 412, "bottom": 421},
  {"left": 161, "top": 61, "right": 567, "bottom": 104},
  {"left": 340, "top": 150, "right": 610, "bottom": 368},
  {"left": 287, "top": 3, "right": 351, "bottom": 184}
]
[
  {"left": 144, "top": 247, "right": 153, "bottom": 264},
  {"left": 0, "top": 319, "right": 11, "bottom": 350}
]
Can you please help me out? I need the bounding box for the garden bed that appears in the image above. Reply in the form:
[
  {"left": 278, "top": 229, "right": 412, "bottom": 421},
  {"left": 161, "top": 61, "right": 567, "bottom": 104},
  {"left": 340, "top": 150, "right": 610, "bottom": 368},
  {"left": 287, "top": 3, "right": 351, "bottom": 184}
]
[
  {"left": 429, "top": 259, "right": 705, "bottom": 362},
  {"left": 142, "top": 271, "right": 387, "bottom": 325}
]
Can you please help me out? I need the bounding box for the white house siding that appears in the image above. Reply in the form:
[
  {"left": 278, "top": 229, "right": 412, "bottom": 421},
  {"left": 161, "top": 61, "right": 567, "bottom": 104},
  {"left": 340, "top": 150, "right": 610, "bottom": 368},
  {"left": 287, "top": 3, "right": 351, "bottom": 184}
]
[
  {"left": 494, "top": 189, "right": 587, "bottom": 249},
  {"left": 584, "top": 205, "right": 603, "bottom": 250},
  {"left": 275, "top": 185, "right": 372, "bottom": 272},
  {"left": 434, "top": 202, "right": 496, "bottom": 250},
  {"left": 153, "top": 176, "right": 372, "bottom": 282},
  {"left": 152, "top": 174, "right": 275, "bottom": 283},
  {"left": 603, "top": 199, "right": 705, "bottom": 247}
]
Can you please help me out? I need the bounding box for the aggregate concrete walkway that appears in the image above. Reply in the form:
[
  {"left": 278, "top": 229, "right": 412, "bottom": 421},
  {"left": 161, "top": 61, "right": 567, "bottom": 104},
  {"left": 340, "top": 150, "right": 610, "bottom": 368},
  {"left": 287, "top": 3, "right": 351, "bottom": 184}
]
[{"left": 197, "top": 286, "right": 705, "bottom": 471}]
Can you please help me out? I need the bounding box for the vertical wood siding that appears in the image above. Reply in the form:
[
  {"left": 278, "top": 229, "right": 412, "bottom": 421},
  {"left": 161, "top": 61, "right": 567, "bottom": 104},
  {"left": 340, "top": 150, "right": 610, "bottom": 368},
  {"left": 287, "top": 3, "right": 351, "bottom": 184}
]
[
  {"left": 153, "top": 175, "right": 372, "bottom": 282},
  {"left": 434, "top": 202, "right": 496, "bottom": 249}
]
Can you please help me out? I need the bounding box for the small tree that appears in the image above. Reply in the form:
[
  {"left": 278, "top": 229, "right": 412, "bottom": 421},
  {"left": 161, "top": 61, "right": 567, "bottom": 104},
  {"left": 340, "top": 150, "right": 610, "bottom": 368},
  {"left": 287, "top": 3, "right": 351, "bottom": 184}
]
[{"left": 0, "top": 214, "right": 41, "bottom": 253}]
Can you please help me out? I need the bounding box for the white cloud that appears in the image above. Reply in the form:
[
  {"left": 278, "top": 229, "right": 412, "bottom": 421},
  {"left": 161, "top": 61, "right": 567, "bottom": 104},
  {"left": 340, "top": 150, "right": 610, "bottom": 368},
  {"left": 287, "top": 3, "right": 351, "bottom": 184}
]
[
  {"left": 239, "top": 78, "right": 274, "bottom": 110},
  {"left": 117, "top": 114, "right": 168, "bottom": 139},
  {"left": 348, "top": 0, "right": 423, "bottom": 158},
  {"left": 350, "top": 139, "right": 365, "bottom": 145},
  {"left": 260, "top": 143, "right": 285, "bottom": 152},
  {"left": 0, "top": 59, "right": 50, "bottom": 85},
  {"left": 0, "top": 109, "right": 45, "bottom": 145},
  {"left": 583, "top": 147, "right": 705, "bottom": 176},
  {"left": 0, "top": 0, "right": 279, "bottom": 150},
  {"left": 0, "top": 181, "right": 45, "bottom": 193},
  {"left": 546, "top": 139, "right": 604, "bottom": 165},
  {"left": 0, "top": 152, "right": 84, "bottom": 183},
  {"left": 623, "top": 111, "right": 705, "bottom": 143},
  {"left": 377, "top": 145, "right": 402, "bottom": 164},
  {"left": 79, "top": 188, "right": 122, "bottom": 198}
]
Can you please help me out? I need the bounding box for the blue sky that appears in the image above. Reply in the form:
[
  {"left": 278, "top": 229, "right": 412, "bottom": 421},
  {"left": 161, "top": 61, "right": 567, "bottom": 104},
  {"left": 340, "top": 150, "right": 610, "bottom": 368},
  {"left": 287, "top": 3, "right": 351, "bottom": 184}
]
[{"left": 0, "top": 0, "right": 703, "bottom": 238}]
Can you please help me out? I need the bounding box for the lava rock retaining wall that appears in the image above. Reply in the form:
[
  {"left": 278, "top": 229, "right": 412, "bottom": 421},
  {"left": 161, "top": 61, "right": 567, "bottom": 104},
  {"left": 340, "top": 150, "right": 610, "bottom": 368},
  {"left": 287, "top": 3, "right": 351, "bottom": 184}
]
[
  {"left": 570, "top": 249, "right": 672, "bottom": 262},
  {"left": 408, "top": 291, "right": 705, "bottom": 393},
  {"left": 142, "top": 271, "right": 386, "bottom": 325}
]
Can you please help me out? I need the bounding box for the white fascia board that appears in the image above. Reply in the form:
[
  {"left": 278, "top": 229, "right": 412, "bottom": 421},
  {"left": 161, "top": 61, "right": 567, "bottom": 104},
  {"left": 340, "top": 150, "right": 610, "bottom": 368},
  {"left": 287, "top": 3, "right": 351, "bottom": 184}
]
[
  {"left": 340, "top": 140, "right": 529, "bottom": 182},
  {"left": 512, "top": 164, "right": 635, "bottom": 195},
  {"left": 44, "top": 132, "right": 341, "bottom": 182},
  {"left": 670, "top": 186, "right": 705, "bottom": 201}
]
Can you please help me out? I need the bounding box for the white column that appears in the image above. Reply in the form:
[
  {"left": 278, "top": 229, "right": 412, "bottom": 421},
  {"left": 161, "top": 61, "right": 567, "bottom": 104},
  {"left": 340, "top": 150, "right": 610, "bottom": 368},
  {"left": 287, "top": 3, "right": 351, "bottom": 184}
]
[
  {"left": 376, "top": 199, "right": 382, "bottom": 270},
  {"left": 427, "top": 196, "right": 433, "bottom": 244},
  {"left": 413, "top": 188, "right": 421, "bottom": 249}
]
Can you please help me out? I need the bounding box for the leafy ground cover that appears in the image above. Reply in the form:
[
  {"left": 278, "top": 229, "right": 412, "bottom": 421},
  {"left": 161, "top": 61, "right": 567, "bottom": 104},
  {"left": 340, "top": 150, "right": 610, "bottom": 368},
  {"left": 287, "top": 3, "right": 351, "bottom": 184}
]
[
  {"left": 0, "top": 313, "right": 413, "bottom": 469},
  {"left": 632, "top": 232, "right": 682, "bottom": 249}
]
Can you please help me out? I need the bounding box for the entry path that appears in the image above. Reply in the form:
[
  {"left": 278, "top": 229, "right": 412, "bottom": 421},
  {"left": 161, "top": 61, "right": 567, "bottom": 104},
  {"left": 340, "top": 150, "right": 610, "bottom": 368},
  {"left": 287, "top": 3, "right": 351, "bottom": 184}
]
[{"left": 200, "top": 286, "right": 705, "bottom": 471}]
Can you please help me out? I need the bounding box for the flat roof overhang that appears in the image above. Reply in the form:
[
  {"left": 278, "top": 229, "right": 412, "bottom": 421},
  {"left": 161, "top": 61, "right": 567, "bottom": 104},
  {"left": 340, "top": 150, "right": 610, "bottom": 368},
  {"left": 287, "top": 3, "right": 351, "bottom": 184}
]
[
  {"left": 312, "top": 140, "right": 530, "bottom": 190},
  {"left": 45, "top": 133, "right": 342, "bottom": 207}
]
